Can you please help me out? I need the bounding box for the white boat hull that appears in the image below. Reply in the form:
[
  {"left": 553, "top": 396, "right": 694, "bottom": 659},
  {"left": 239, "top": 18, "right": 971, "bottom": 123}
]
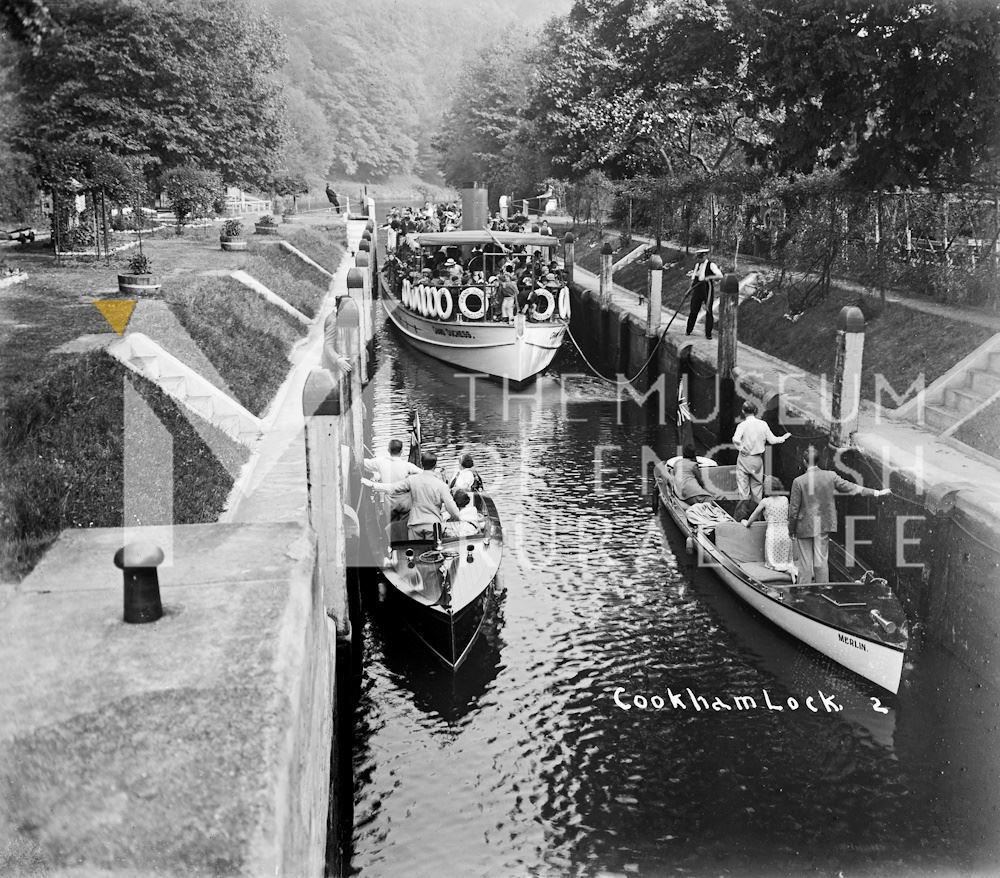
[
  {"left": 381, "top": 282, "right": 567, "bottom": 383},
  {"left": 655, "top": 461, "right": 906, "bottom": 694}
]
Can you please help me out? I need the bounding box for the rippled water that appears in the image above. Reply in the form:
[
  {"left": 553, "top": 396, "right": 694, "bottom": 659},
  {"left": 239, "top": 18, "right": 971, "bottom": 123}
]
[{"left": 348, "top": 303, "right": 1000, "bottom": 877}]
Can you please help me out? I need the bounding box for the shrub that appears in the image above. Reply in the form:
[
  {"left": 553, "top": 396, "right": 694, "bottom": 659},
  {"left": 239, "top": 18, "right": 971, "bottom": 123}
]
[
  {"left": 162, "top": 164, "right": 224, "bottom": 225},
  {"left": 222, "top": 218, "right": 244, "bottom": 238},
  {"left": 127, "top": 251, "right": 152, "bottom": 274},
  {"left": 256, "top": 214, "right": 277, "bottom": 226}
]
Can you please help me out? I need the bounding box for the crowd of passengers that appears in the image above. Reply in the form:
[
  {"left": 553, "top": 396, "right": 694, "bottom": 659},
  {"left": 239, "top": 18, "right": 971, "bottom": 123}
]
[
  {"left": 362, "top": 440, "right": 487, "bottom": 541},
  {"left": 380, "top": 203, "right": 566, "bottom": 321}
]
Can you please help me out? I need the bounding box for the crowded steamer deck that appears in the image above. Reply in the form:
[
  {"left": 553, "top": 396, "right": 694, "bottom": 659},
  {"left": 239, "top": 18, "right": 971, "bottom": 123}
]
[{"left": 378, "top": 188, "right": 570, "bottom": 383}]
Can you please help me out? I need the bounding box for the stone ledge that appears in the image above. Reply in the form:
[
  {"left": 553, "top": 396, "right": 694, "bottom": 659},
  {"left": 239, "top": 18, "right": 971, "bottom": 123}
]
[{"left": 0, "top": 522, "right": 332, "bottom": 877}]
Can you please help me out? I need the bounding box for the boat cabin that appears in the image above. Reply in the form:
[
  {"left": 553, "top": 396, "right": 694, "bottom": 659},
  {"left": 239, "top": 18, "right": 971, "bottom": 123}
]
[{"left": 382, "top": 230, "right": 569, "bottom": 324}]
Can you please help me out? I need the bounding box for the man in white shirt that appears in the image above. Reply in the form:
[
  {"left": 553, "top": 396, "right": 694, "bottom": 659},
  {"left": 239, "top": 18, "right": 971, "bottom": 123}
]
[
  {"left": 685, "top": 248, "right": 724, "bottom": 339},
  {"left": 364, "top": 450, "right": 461, "bottom": 541},
  {"left": 364, "top": 439, "right": 420, "bottom": 517},
  {"left": 732, "top": 401, "right": 790, "bottom": 510}
]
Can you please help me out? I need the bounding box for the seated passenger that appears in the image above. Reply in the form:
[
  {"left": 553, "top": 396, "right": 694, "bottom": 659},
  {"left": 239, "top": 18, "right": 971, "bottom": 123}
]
[
  {"left": 449, "top": 453, "right": 484, "bottom": 493},
  {"left": 443, "top": 258, "right": 463, "bottom": 283},
  {"left": 517, "top": 276, "right": 536, "bottom": 314},
  {"left": 443, "top": 489, "right": 481, "bottom": 539},
  {"left": 673, "top": 444, "right": 722, "bottom": 505}
]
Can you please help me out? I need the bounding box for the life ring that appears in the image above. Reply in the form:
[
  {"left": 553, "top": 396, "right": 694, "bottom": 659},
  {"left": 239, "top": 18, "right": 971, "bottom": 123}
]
[
  {"left": 423, "top": 285, "right": 439, "bottom": 319},
  {"left": 402, "top": 278, "right": 412, "bottom": 309},
  {"left": 532, "top": 289, "right": 556, "bottom": 322},
  {"left": 458, "top": 287, "right": 487, "bottom": 320},
  {"left": 558, "top": 285, "right": 571, "bottom": 320},
  {"left": 436, "top": 287, "right": 453, "bottom": 320}
]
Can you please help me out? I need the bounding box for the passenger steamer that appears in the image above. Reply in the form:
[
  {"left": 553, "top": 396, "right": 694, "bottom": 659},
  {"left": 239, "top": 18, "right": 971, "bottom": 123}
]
[{"left": 379, "top": 192, "right": 569, "bottom": 383}]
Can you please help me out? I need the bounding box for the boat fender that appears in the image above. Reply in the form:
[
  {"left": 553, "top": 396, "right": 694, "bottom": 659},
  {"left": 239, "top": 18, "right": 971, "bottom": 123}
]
[
  {"left": 427, "top": 285, "right": 441, "bottom": 319},
  {"left": 410, "top": 282, "right": 423, "bottom": 314},
  {"left": 558, "top": 285, "right": 571, "bottom": 319},
  {"left": 532, "top": 288, "right": 556, "bottom": 321},
  {"left": 685, "top": 536, "right": 694, "bottom": 555},
  {"left": 651, "top": 490, "right": 660, "bottom": 513},
  {"left": 436, "top": 286, "right": 454, "bottom": 320},
  {"left": 458, "top": 286, "right": 487, "bottom": 320},
  {"left": 402, "top": 278, "right": 412, "bottom": 309}
]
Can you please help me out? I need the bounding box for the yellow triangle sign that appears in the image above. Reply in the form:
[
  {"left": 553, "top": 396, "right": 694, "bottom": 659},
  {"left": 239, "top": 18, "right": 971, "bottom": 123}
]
[{"left": 93, "top": 299, "right": 136, "bottom": 335}]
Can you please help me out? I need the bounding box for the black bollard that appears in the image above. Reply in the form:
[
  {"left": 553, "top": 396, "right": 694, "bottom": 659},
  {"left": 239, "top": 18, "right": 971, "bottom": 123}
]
[{"left": 114, "top": 542, "right": 165, "bottom": 623}]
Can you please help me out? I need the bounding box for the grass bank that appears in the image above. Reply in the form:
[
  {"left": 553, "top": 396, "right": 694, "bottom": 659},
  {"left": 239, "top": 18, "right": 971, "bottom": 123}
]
[
  {"left": 737, "top": 290, "right": 993, "bottom": 407},
  {"left": 164, "top": 277, "right": 304, "bottom": 416},
  {"left": 0, "top": 351, "right": 246, "bottom": 581}
]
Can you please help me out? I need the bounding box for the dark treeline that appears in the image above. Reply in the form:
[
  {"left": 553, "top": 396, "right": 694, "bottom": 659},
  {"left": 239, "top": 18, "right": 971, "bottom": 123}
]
[{"left": 438, "top": 0, "right": 1000, "bottom": 309}]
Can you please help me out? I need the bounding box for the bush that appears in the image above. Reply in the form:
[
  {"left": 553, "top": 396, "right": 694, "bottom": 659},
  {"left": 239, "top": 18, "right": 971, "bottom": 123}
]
[
  {"left": 161, "top": 164, "right": 223, "bottom": 225},
  {"left": 256, "top": 214, "right": 277, "bottom": 226},
  {"left": 127, "top": 251, "right": 152, "bottom": 274},
  {"left": 221, "top": 218, "right": 244, "bottom": 237}
]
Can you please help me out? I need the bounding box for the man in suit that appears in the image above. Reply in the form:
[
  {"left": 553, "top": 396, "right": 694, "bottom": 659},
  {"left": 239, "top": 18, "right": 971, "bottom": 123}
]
[
  {"left": 685, "top": 248, "right": 724, "bottom": 338},
  {"left": 788, "top": 446, "right": 891, "bottom": 584}
]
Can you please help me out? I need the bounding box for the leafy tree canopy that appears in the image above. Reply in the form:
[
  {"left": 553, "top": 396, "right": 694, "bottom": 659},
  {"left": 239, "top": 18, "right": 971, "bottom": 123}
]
[
  {"left": 10, "top": 0, "right": 287, "bottom": 188},
  {"left": 736, "top": 0, "right": 1000, "bottom": 189}
]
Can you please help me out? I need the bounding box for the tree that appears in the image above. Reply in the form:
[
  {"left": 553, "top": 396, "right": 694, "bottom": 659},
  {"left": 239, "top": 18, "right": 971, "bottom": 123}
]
[
  {"left": 9, "top": 0, "right": 287, "bottom": 188},
  {"left": 736, "top": 0, "right": 1000, "bottom": 189},
  {"left": 433, "top": 30, "right": 551, "bottom": 202},
  {"left": 162, "top": 165, "right": 223, "bottom": 226},
  {"left": 0, "top": 0, "right": 53, "bottom": 51}
]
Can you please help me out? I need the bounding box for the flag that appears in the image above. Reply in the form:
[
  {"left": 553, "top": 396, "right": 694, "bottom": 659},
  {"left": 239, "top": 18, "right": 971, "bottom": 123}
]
[{"left": 677, "top": 381, "right": 694, "bottom": 448}]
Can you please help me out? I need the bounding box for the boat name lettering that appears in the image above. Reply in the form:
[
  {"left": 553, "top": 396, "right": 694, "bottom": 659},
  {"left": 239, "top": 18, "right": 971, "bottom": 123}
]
[
  {"left": 838, "top": 633, "right": 868, "bottom": 651},
  {"left": 433, "top": 327, "right": 473, "bottom": 338},
  {"left": 612, "top": 686, "right": 847, "bottom": 714}
]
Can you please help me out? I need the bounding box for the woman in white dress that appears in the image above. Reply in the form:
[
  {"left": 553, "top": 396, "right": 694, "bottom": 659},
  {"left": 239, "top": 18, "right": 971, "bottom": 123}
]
[{"left": 743, "top": 477, "right": 798, "bottom": 581}]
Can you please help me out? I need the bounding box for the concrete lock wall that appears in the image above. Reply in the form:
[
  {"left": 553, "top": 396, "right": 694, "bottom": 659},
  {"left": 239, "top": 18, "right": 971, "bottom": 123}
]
[
  {"left": 566, "top": 281, "right": 1000, "bottom": 683},
  {"left": 0, "top": 522, "right": 336, "bottom": 877}
]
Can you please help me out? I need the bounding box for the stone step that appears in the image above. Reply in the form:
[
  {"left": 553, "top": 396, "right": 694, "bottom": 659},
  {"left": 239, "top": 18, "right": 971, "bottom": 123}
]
[
  {"left": 945, "top": 385, "right": 988, "bottom": 416},
  {"left": 967, "top": 367, "right": 1000, "bottom": 398},
  {"left": 924, "top": 403, "right": 960, "bottom": 433}
]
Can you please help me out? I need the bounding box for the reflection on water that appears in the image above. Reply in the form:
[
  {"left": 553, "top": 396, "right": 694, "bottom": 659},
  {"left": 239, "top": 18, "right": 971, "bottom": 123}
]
[{"left": 350, "top": 309, "right": 1000, "bottom": 877}]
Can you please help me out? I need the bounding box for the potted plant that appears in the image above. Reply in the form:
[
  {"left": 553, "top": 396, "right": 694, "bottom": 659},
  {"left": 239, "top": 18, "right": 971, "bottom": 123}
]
[
  {"left": 254, "top": 214, "right": 279, "bottom": 235},
  {"left": 220, "top": 218, "right": 247, "bottom": 251},
  {"left": 117, "top": 250, "right": 161, "bottom": 294}
]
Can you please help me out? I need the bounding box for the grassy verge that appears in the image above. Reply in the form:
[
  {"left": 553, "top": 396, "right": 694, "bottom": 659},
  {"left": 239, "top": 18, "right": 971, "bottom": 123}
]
[
  {"left": 164, "top": 277, "right": 304, "bottom": 416},
  {"left": 0, "top": 351, "right": 246, "bottom": 581},
  {"left": 283, "top": 224, "right": 347, "bottom": 275},
  {"left": 737, "top": 289, "right": 994, "bottom": 406},
  {"left": 244, "top": 253, "right": 326, "bottom": 319},
  {"left": 953, "top": 400, "right": 1000, "bottom": 462}
]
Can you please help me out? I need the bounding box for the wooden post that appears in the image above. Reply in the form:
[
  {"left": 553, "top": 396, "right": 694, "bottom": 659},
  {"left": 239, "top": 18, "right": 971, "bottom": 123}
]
[
  {"left": 599, "top": 242, "right": 614, "bottom": 305},
  {"left": 302, "top": 368, "right": 348, "bottom": 631},
  {"left": 831, "top": 306, "right": 866, "bottom": 447},
  {"left": 717, "top": 273, "right": 739, "bottom": 446},
  {"left": 336, "top": 289, "right": 364, "bottom": 464},
  {"left": 647, "top": 254, "right": 663, "bottom": 334},
  {"left": 562, "top": 232, "right": 575, "bottom": 285},
  {"left": 348, "top": 268, "right": 368, "bottom": 384},
  {"left": 355, "top": 250, "right": 371, "bottom": 335}
]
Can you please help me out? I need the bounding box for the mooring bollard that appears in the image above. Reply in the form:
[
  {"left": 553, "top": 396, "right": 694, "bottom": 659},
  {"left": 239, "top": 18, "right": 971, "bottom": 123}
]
[
  {"left": 346, "top": 267, "right": 368, "bottom": 384},
  {"left": 717, "top": 273, "right": 740, "bottom": 445},
  {"left": 647, "top": 254, "right": 663, "bottom": 333},
  {"left": 562, "top": 232, "right": 575, "bottom": 286},
  {"left": 302, "top": 368, "right": 349, "bottom": 634},
  {"left": 599, "top": 242, "right": 614, "bottom": 305},
  {"left": 114, "top": 541, "right": 164, "bottom": 624},
  {"left": 832, "top": 305, "right": 866, "bottom": 447}
]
